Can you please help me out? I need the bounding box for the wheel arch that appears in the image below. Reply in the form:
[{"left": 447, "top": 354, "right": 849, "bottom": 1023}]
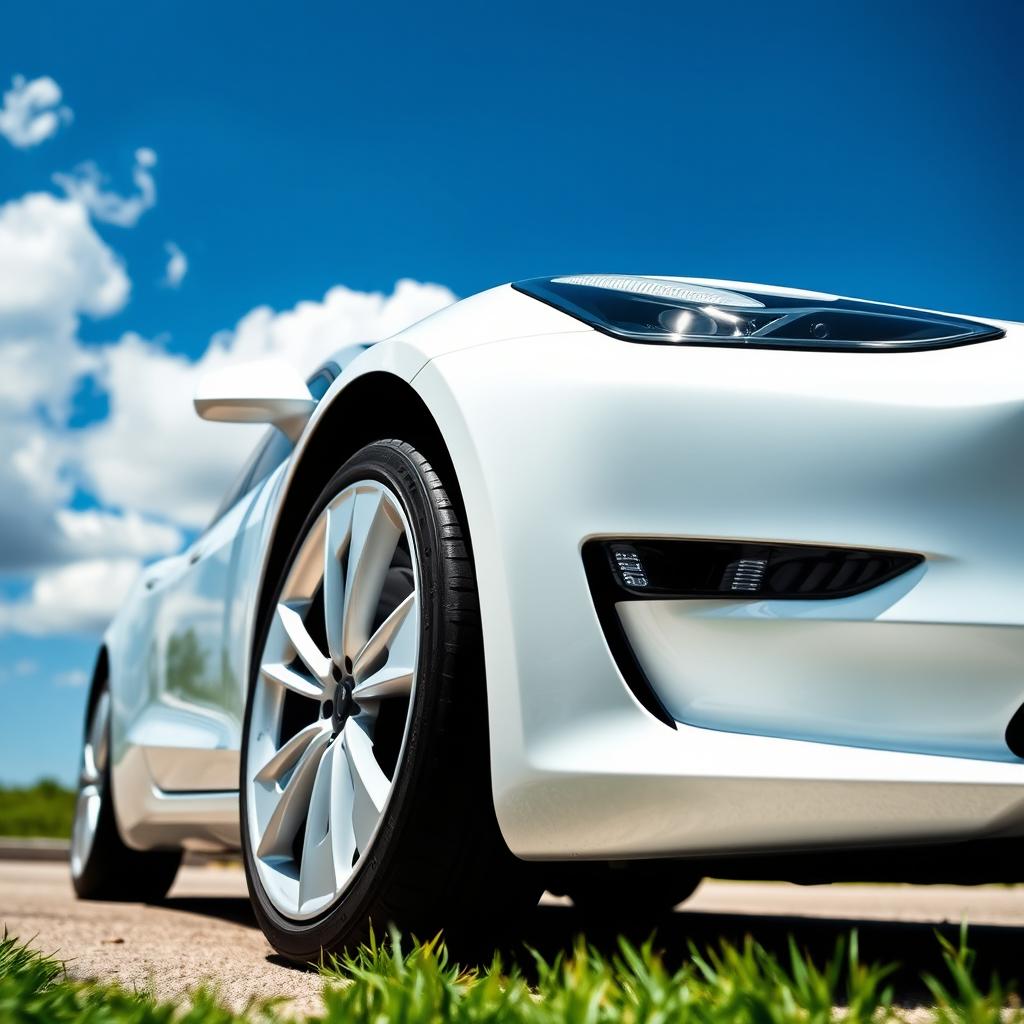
[
  {"left": 83, "top": 645, "right": 110, "bottom": 738},
  {"left": 252, "top": 370, "right": 474, "bottom": 664}
]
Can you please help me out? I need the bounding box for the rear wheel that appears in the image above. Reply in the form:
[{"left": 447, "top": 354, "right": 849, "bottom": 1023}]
[
  {"left": 71, "top": 684, "right": 182, "bottom": 901},
  {"left": 240, "top": 440, "right": 538, "bottom": 963}
]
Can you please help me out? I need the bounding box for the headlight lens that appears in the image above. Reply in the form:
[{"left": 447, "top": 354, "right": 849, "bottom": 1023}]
[{"left": 514, "top": 274, "right": 1004, "bottom": 351}]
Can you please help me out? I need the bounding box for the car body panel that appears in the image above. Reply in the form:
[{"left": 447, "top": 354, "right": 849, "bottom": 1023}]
[
  {"left": 102, "top": 278, "right": 1024, "bottom": 863},
  {"left": 411, "top": 319, "right": 1024, "bottom": 857}
]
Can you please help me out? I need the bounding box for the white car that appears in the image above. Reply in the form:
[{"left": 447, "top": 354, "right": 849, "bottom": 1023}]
[{"left": 71, "top": 275, "right": 1024, "bottom": 961}]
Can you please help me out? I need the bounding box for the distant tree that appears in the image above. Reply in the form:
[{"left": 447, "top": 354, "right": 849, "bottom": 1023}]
[{"left": 0, "top": 778, "right": 75, "bottom": 837}]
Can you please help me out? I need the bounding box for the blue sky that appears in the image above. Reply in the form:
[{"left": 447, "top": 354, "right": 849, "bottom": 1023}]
[{"left": 0, "top": 0, "right": 1021, "bottom": 786}]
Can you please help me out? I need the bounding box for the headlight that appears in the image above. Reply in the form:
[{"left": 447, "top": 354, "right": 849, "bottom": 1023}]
[{"left": 513, "top": 274, "right": 1004, "bottom": 352}]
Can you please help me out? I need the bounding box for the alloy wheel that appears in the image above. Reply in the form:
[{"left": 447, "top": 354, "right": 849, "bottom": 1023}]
[
  {"left": 71, "top": 690, "right": 111, "bottom": 878},
  {"left": 246, "top": 480, "right": 420, "bottom": 920}
]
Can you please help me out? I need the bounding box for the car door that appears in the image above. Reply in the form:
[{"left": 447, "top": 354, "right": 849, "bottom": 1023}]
[{"left": 141, "top": 367, "right": 337, "bottom": 793}]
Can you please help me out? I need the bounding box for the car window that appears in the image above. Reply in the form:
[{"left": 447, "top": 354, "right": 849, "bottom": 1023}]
[{"left": 206, "top": 366, "right": 336, "bottom": 527}]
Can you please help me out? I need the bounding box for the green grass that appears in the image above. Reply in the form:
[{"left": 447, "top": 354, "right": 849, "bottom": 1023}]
[
  {"left": 0, "top": 924, "right": 1020, "bottom": 1023},
  {"left": 0, "top": 779, "right": 76, "bottom": 838}
]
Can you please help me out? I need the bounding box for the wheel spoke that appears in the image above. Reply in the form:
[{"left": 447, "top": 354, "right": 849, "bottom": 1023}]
[
  {"left": 342, "top": 489, "right": 403, "bottom": 663},
  {"left": 87, "top": 692, "right": 109, "bottom": 763},
  {"left": 74, "top": 785, "right": 101, "bottom": 827},
  {"left": 70, "top": 784, "right": 102, "bottom": 874},
  {"left": 352, "top": 594, "right": 417, "bottom": 701},
  {"left": 277, "top": 602, "right": 331, "bottom": 684},
  {"left": 351, "top": 661, "right": 413, "bottom": 702},
  {"left": 82, "top": 691, "right": 110, "bottom": 785},
  {"left": 323, "top": 495, "right": 354, "bottom": 667},
  {"left": 255, "top": 721, "right": 328, "bottom": 785},
  {"left": 257, "top": 728, "right": 332, "bottom": 859},
  {"left": 353, "top": 592, "right": 416, "bottom": 680},
  {"left": 260, "top": 662, "right": 322, "bottom": 701},
  {"left": 343, "top": 717, "right": 390, "bottom": 851},
  {"left": 329, "top": 734, "right": 358, "bottom": 867},
  {"left": 297, "top": 741, "right": 338, "bottom": 911}
]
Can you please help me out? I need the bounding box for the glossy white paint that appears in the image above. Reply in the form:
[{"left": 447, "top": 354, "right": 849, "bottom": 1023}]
[
  {"left": 100, "top": 279, "right": 1024, "bottom": 863},
  {"left": 406, "top": 302, "right": 1024, "bottom": 857},
  {"left": 619, "top": 596, "right": 1024, "bottom": 762},
  {"left": 194, "top": 358, "right": 316, "bottom": 441}
]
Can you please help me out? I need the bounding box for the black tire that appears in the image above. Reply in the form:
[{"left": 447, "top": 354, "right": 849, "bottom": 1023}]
[
  {"left": 240, "top": 439, "right": 539, "bottom": 962},
  {"left": 560, "top": 862, "right": 700, "bottom": 918},
  {"left": 71, "top": 684, "right": 182, "bottom": 902}
]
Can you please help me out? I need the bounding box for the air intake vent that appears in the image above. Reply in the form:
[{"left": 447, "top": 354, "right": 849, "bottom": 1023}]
[
  {"left": 596, "top": 539, "right": 922, "bottom": 601},
  {"left": 721, "top": 558, "right": 768, "bottom": 593}
]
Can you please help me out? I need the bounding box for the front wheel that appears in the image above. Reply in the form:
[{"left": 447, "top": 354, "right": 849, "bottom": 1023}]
[
  {"left": 240, "top": 440, "right": 538, "bottom": 962},
  {"left": 71, "top": 685, "right": 182, "bottom": 901}
]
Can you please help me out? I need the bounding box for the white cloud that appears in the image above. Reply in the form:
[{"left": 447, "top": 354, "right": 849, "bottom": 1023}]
[
  {"left": 55, "top": 668, "right": 88, "bottom": 687},
  {"left": 0, "top": 190, "right": 135, "bottom": 575},
  {"left": 0, "top": 185, "right": 178, "bottom": 587},
  {"left": 0, "top": 91, "right": 459, "bottom": 642},
  {"left": 53, "top": 147, "right": 157, "bottom": 228},
  {"left": 214, "top": 279, "right": 456, "bottom": 370},
  {"left": 77, "top": 333, "right": 264, "bottom": 529},
  {"left": 0, "top": 74, "right": 72, "bottom": 149},
  {"left": 0, "top": 192, "right": 128, "bottom": 418},
  {"left": 54, "top": 508, "right": 182, "bottom": 561},
  {"left": 80, "top": 280, "right": 456, "bottom": 529},
  {"left": 0, "top": 145, "right": 454, "bottom": 638},
  {"left": 0, "top": 437, "right": 182, "bottom": 571},
  {"left": 0, "top": 658, "right": 41, "bottom": 684},
  {"left": 0, "top": 192, "right": 129, "bottom": 357},
  {"left": 0, "top": 558, "right": 142, "bottom": 635},
  {"left": 162, "top": 241, "right": 187, "bottom": 288}
]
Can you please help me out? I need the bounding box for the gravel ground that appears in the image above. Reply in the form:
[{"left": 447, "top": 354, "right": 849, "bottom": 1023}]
[
  {"left": 1, "top": 860, "right": 327, "bottom": 1015},
  {"left": 3, "top": 860, "right": 1024, "bottom": 1014}
]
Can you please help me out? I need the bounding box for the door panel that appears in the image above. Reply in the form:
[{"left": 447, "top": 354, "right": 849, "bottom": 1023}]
[{"left": 144, "top": 494, "right": 256, "bottom": 791}]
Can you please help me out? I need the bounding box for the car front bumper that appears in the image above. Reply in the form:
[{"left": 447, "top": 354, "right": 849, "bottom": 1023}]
[{"left": 416, "top": 319, "right": 1024, "bottom": 861}]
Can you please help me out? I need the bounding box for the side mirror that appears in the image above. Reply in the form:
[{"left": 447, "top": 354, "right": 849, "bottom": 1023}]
[{"left": 194, "top": 358, "right": 316, "bottom": 442}]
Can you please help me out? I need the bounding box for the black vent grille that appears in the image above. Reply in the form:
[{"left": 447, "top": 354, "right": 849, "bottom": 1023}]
[
  {"left": 596, "top": 539, "right": 922, "bottom": 601},
  {"left": 767, "top": 552, "right": 896, "bottom": 597}
]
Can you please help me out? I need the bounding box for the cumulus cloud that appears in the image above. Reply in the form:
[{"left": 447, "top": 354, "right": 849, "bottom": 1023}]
[
  {"left": 213, "top": 279, "right": 456, "bottom": 370},
  {"left": 0, "top": 558, "right": 143, "bottom": 635},
  {"left": 0, "top": 659, "right": 40, "bottom": 684},
  {"left": 53, "top": 147, "right": 157, "bottom": 228},
  {"left": 0, "top": 186, "right": 181, "bottom": 591},
  {"left": 162, "top": 241, "right": 187, "bottom": 288},
  {"left": 0, "top": 115, "right": 454, "bottom": 635},
  {"left": 55, "top": 668, "right": 89, "bottom": 687},
  {"left": 0, "top": 439, "right": 70, "bottom": 563},
  {"left": 0, "top": 86, "right": 460, "bottom": 641},
  {"left": 80, "top": 280, "right": 456, "bottom": 528},
  {"left": 77, "top": 333, "right": 260, "bottom": 529},
  {"left": 54, "top": 508, "right": 182, "bottom": 561},
  {"left": 0, "top": 74, "right": 72, "bottom": 148},
  {"left": 0, "top": 190, "right": 137, "bottom": 574},
  {"left": 0, "top": 194, "right": 127, "bottom": 350}
]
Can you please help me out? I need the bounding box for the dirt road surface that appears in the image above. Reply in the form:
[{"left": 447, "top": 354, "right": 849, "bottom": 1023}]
[{"left": 3, "top": 860, "right": 1024, "bottom": 1013}]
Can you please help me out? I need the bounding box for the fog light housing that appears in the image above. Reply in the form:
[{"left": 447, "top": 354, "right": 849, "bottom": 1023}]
[
  {"left": 584, "top": 538, "right": 924, "bottom": 729},
  {"left": 598, "top": 539, "right": 921, "bottom": 600}
]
